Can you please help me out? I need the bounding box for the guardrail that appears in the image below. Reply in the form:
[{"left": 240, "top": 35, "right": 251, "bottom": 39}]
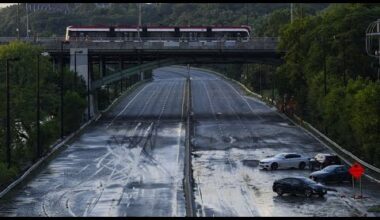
[{"left": 0, "top": 37, "right": 279, "bottom": 50}]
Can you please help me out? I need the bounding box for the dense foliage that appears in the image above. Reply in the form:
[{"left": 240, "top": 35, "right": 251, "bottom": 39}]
[
  {"left": 276, "top": 3, "right": 380, "bottom": 166},
  {"left": 0, "top": 3, "right": 328, "bottom": 37},
  {"left": 0, "top": 41, "right": 86, "bottom": 187}
]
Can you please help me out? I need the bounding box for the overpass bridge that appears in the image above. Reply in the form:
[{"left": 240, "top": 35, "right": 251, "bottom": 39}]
[{"left": 0, "top": 37, "right": 284, "bottom": 116}]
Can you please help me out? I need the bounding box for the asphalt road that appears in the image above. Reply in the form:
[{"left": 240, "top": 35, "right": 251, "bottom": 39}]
[
  {"left": 0, "top": 66, "right": 379, "bottom": 217},
  {"left": 187, "top": 67, "right": 380, "bottom": 217},
  {"left": 0, "top": 68, "right": 187, "bottom": 217}
]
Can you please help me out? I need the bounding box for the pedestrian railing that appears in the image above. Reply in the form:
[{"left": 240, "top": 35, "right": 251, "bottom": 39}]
[{"left": 0, "top": 36, "right": 280, "bottom": 51}]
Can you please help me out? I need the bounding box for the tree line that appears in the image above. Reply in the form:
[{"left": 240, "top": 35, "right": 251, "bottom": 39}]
[{"left": 0, "top": 3, "right": 328, "bottom": 37}]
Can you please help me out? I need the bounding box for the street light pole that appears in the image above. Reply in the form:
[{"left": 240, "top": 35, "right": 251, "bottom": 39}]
[
  {"left": 26, "top": 3, "right": 30, "bottom": 38},
  {"left": 6, "top": 59, "right": 11, "bottom": 168},
  {"left": 5, "top": 57, "right": 19, "bottom": 169},
  {"left": 60, "top": 41, "right": 69, "bottom": 138},
  {"left": 323, "top": 38, "right": 327, "bottom": 96},
  {"left": 36, "top": 54, "right": 40, "bottom": 159},
  {"left": 36, "top": 52, "right": 49, "bottom": 159},
  {"left": 87, "top": 56, "right": 91, "bottom": 121},
  {"left": 16, "top": 3, "right": 20, "bottom": 40},
  {"left": 272, "top": 69, "right": 275, "bottom": 104}
]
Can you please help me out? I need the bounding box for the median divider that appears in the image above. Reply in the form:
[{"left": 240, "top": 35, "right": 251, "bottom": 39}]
[
  {"left": 174, "top": 65, "right": 380, "bottom": 184},
  {"left": 0, "top": 78, "right": 152, "bottom": 199}
]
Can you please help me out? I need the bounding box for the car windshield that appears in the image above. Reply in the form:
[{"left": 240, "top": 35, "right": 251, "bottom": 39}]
[
  {"left": 322, "top": 165, "right": 338, "bottom": 172},
  {"left": 274, "top": 153, "right": 286, "bottom": 158},
  {"left": 300, "top": 177, "right": 317, "bottom": 185}
]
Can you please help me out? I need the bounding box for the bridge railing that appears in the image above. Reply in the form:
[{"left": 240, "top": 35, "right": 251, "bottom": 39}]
[{"left": 0, "top": 36, "right": 280, "bottom": 50}]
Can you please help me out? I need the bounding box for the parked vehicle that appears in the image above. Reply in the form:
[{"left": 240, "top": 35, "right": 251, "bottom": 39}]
[
  {"left": 272, "top": 177, "right": 328, "bottom": 197},
  {"left": 259, "top": 153, "right": 310, "bottom": 170},
  {"left": 309, "top": 165, "right": 351, "bottom": 183},
  {"left": 309, "top": 153, "right": 341, "bottom": 171}
]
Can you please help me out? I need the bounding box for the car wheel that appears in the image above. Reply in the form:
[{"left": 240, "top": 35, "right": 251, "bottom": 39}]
[
  {"left": 318, "top": 192, "right": 326, "bottom": 198},
  {"left": 299, "top": 162, "right": 306, "bottom": 170},
  {"left": 271, "top": 163, "right": 278, "bottom": 170},
  {"left": 275, "top": 187, "right": 283, "bottom": 196},
  {"left": 304, "top": 189, "right": 312, "bottom": 198},
  {"left": 310, "top": 164, "right": 315, "bottom": 171}
]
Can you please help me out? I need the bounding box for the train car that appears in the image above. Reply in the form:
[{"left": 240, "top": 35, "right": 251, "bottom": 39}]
[{"left": 65, "top": 25, "right": 251, "bottom": 42}]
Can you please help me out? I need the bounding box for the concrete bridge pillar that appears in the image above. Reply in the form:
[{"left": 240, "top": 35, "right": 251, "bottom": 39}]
[{"left": 69, "top": 48, "right": 95, "bottom": 119}]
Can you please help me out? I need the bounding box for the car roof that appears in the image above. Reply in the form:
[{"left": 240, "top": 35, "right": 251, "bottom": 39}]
[
  {"left": 277, "top": 153, "right": 300, "bottom": 156},
  {"left": 278, "top": 176, "right": 309, "bottom": 181},
  {"left": 325, "top": 165, "right": 345, "bottom": 169}
]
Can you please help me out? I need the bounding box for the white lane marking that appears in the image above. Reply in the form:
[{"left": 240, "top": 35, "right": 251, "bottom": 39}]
[
  {"left": 78, "top": 164, "right": 90, "bottom": 174},
  {"left": 171, "top": 123, "right": 183, "bottom": 217},
  {"left": 66, "top": 197, "right": 76, "bottom": 217},
  {"left": 106, "top": 83, "right": 153, "bottom": 129},
  {"left": 220, "top": 80, "right": 263, "bottom": 120}
]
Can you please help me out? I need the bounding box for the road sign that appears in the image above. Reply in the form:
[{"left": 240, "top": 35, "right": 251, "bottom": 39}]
[{"left": 349, "top": 162, "right": 365, "bottom": 180}]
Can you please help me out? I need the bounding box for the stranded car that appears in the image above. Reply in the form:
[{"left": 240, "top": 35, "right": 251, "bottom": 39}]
[
  {"left": 272, "top": 177, "right": 328, "bottom": 197},
  {"left": 309, "top": 153, "right": 341, "bottom": 171},
  {"left": 309, "top": 165, "right": 351, "bottom": 183},
  {"left": 259, "top": 153, "right": 310, "bottom": 170}
]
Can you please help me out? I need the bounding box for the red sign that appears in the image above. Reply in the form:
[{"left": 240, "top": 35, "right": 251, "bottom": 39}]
[{"left": 349, "top": 163, "right": 365, "bottom": 179}]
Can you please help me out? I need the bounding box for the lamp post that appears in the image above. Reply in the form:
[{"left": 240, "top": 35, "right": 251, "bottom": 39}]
[
  {"left": 272, "top": 68, "right": 275, "bottom": 104},
  {"left": 36, "top": 52, "right": 49, "bottom": 160},
  {"left": 16, "top": 3, "right": 20, "bottom": 40},
  {"left": 87, "top": 56, "right": 91, "bottom": 121},
  {"left": 5, "top": 57, "right": 20, "bottom": 169},
  {"left": 60, "top": 41, "right": 70, "bottom": 138},
  {"left": 333, "top": 35, "right": 347, "bottom": 86},
  {"left": 317, "top": 36, "right": 327, "bottom": 96}
]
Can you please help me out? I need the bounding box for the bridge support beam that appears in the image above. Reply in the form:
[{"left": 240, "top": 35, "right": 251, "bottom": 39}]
[{"left": 70, "top": 48, "right": 96, "bottom": 120}]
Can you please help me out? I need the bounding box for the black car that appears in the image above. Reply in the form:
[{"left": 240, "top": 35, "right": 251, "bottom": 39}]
[
  {"left": 272, "top": 177, "right": 328, "bottom": 198},
  {"left": 309, "top": 153, "right": 341, "bottom": 171},
  {"left": 309, "top": 165, "right": 351, "bottom": 183}
]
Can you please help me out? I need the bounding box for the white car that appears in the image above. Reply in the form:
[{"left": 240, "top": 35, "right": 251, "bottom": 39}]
[{"left": 259, "top": 153, "right": 310, "bottom": 170}]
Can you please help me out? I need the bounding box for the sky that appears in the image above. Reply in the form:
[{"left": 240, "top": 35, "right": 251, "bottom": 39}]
[{"left": 0, "top": 3, "right": 16, "bottom": 8}]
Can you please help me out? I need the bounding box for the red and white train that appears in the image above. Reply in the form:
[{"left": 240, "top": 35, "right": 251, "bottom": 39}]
[{"left": 65, "top": 25, "right": 251, "bottom": 42}]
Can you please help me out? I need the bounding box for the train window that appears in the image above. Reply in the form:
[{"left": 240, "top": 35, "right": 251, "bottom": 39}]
[{"left": 149, "top": 32, "right": 161, "bottom": 39}]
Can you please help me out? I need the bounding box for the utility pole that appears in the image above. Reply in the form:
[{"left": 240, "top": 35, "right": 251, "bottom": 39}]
[
  {"left": 60, "top": 41, "right": 69, "bottom": 138},
  {"left": 16, "top": 3, "right": 20, "bottom": 39},
  {"left": 26, "top": 3, "right": 30, "bottom": 38},
  {"left": 290, "top": 3, "right": 293, "bottom": 23},
  {"left": 272, "top": 68, "right": 275, "bottom": 104},
  {"left": 259, "top": 64, "right": 262, "bottom": 96},
  {"left": 5, "top": 57, "right": 19, "bottom": 169},
  {"left": 87, "top": 57, "right": 91, "bottom": 121},
  {"left": 6, "top": 59, "right": 11, "bottom": 169},
  {"left": 36, "top": 54, "right": 40, "bottom": 159},
  {"left": 343, "top": 39, "right": 347, "bottom": 86},
  {"left": 323, "top": 37, "right": 327, "bottom": 96},
  {"left": 377, "top": 19, "right": 380, "bottom": 81}
]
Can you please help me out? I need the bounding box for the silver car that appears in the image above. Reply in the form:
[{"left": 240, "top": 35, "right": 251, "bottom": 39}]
[{"left": 259, "top": 153, "right": 310, "bottom": 170}]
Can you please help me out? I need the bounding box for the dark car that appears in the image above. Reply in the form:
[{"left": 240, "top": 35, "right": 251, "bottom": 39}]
[
  {"left": 309, "top": 165, "right": 351, "bottom": 183},
  {"left": 309, "top": 153, "right": 341, "bottom": 171},
  {"left": 272, "top": 177, "right": 328, "bottom": 198}
]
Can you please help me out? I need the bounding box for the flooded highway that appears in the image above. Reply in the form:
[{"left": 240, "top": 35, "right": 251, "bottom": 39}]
[
  {"left": 0, "top": 66, "right": 379, "bottom": 217},
  {"left": 0, "top": 68, "right": 187, "bottom": 217},
  {"left": 188, "top": 68, "right": 380, "bottom": 217}
]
